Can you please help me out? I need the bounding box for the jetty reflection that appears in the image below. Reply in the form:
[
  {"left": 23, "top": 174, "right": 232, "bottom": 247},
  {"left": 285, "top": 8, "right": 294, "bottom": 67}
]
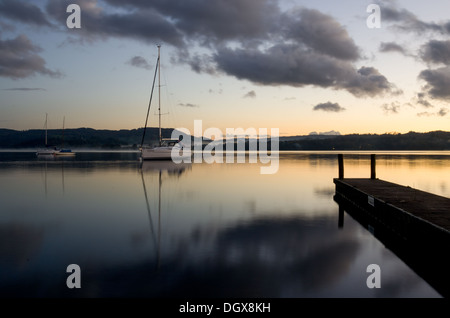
[{"left": 334, "top": 194, "right": 449, "bottom": 298}]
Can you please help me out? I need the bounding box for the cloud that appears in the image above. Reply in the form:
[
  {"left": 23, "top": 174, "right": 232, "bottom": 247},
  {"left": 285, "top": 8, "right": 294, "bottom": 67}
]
[
  {"left": 438, "top": 108, "right": 448, "bottom": 116},
  {"left": 417, "top": 111, "right": 433, "bottom": 117},
  {"left": 46, "top": 0, "right": 185, "bottom": 47},
  {"left": 0, "top": 34, "right": 62, "bottom": 79},
  {"left": 127, "top": 56, "right": 152, "bottom": 70},
  {"left": 418, "top": 66, "right": 450, "bottom": 100},
  {"left": 43, "top": 1, "right": 396, "bottom": 98},
  {"left": 417, "top": 108, "right": 448, "bottom": 117},
  {"left": 282, "top": 8, "right": 360, "bottom": 61},
  {"left": 417, "top": 99, "right": 433, "bottom": 108},
  {"left": 379, "top": 42, "right": 407, "bottom": 55},
  {"left": 420, "top": 40, "right": 450, "bottom": 65},
  {"left": 104, "top": 0, "right": 280, "bottom": 44},
  {"left": 381, "top": 102, "right": 401, "bottom": 114},
  {"left": 243, "top": 90, "right": 256, "bottom": 98},
  {"left": 178, "top": 103, "right": 199, "bottom": 108},
  {"left": 347, "top": 66, "right": 402, "bottom": 97},
  {"left": 0, "top": 20, "right": 16, "bottom": 32},
  {"left": 215, "top": 45, "right": 398, "bottom": 97},
  {"left": 1, "top": 87, "right": 46, "bottom": 91},
  {"left": 381, "top": 4, "right": 444, "bottom": 34},
  {"left": 0, "top": 0, "right": 52, "bottom": 27},
  {"left": 416, "top": 93, "right": 434, "bottom": 108},
  {"left": 47, "top": 0, "right": 281, "bottom": 48},
  {"left": 313, "top": 102, "right": 345, "bottom": 113},
  {"left": 176, "top": 53, "right": 216, "bottom": 74}
]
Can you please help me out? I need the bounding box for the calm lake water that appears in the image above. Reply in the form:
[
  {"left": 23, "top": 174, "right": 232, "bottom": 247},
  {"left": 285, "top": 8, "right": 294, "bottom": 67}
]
[{"left": 0, "top": 150, "right": 449, "bottom": 298}]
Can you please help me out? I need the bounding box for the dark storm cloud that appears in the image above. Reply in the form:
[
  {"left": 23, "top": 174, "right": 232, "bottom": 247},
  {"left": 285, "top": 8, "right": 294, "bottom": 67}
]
[
  {"left": 46, "top": 0, "right": 185, "bottom": 47},
  {"left": 418, "top": 66, "right": 450, "bottom": 100},
  {"left": 0, "top": 0, "right": 52, "bottom": 27},
  {"left": 104, "top": 0, "right": 280, "bottom": 43},
  {"left": 282, "top": 8, "right": 360, "bottom": 61},
  {"left": 420, "top": 40, "right": 450, "bottom": 65},
  {"left": 313, "top": 102, "right": 345, "bottom": 113},
  {"left": 346, "top": 66, "right": 401, "bottom": 97},
  {"left": 379, "top": 42, "right": 407, "bottom": 55},
  {"left": 127, "top": 56, "right": 151, "bottom": 70},
  {"left": 0, "top": 34, "right": 61, "bottom": 79},
  {"left": 214, "top": 45, "right": 398, "bottom": 97},
  {"left": 31, "top": 0, "right": 394, "bottom": 97}
]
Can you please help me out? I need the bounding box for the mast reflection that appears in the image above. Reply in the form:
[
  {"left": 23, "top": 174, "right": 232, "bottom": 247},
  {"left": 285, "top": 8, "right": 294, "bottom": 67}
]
[{"left": 139, "top": 160, "right": 192, "bottom": 270}]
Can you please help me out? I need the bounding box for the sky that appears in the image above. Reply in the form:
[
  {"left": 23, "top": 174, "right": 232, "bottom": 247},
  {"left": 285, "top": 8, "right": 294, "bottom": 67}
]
[{"left": 1, "top": 0, "right": 450, "bottom": 136}]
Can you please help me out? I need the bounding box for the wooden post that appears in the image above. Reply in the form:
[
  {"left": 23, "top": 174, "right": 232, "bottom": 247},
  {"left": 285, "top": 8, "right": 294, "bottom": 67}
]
[
  {"left": 338, "top": 154, "right": 344, "bottom": 179},
  {"left": 371, "top": 154, "right": 376, "bottom": 179},
  {"left": 338, "top": 206, "right": 344, "bottom": 229}
]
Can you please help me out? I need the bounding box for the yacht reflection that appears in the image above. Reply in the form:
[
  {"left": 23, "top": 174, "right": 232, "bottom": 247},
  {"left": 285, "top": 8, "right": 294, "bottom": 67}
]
[
  {"left": 334, "top": 193, "right": 449, "bottom": 298},
  {"left": 39, "top": 159, "right": 69, "bottom": 197},
  {"left": 139, "top": 160, "right": 192, "bottom": 270},
  {"left": 140, "top": 160, "right": 192, "bottom": 175}
]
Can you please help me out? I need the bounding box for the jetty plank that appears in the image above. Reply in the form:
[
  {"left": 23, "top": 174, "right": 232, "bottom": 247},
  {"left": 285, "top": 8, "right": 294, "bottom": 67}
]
[{"left": 334, "top": 178, "right": 450, "bottom": 232}]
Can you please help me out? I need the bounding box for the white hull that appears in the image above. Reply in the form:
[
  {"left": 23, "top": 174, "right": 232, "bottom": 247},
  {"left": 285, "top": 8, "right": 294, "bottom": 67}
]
[
  {"left": 141, "top": 147, "right": 174, "bottom": 160},
  {"left": 36, "top": 150, "right": 56, "bottom": 156}
]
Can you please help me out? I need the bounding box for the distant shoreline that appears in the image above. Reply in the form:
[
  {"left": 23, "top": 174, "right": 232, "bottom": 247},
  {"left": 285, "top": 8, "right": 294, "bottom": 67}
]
[
  {"left": 2, "top": 150, "right": 450, "bottom": 156},
  {"left": 1, "top": 128, "right": 450, "bottom": 151}
]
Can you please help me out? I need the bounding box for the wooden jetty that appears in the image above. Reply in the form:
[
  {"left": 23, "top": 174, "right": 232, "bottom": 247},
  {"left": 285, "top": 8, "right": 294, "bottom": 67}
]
[{"left": 334, "top": 154, "right": 450, "bottom": 298}]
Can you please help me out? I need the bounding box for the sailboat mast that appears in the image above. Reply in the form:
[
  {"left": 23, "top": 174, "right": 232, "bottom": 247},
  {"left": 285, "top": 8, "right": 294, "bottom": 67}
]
[
  {"left": 45, "top": 113, "right": 48, "bottom": 146},
  {"left": 158, "top": 45, "right": 162, "bottom": 147},
  {"left": 140, "top": 46, "right": 159, "bottom": 149},
  {"left": 62, "top": 116, "right": 65, "bottom": 148}
]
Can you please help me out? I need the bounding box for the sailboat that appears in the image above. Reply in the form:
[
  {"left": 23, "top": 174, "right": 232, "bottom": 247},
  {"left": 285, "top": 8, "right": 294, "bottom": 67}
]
[
  {"left": 54, "top": 116, "right": 75, "bottom": 156},
  {"left": 36, "top": 113, "right": 57, "bottom": 156},
  {"left": 140, "top": 45, "right": 185, "bottom": 160}
]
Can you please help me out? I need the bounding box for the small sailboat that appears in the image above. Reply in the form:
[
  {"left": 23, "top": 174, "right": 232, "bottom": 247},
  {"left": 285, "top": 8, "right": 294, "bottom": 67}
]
[
  {"left": 140, "top": 45, "right": 186, "bottom": 161},
  {"left": 54, "top": 116, "right": 75, "bottom": 156},
  {"left": 36, "top": 113, "right": 57, "bottom": 156}
]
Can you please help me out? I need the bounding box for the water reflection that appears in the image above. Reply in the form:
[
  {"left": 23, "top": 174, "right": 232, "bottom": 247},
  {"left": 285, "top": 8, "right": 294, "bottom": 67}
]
[
  {"left": 139, "top": 161, "right": 192, "bottom": 271},
  {"left": 334, "top": 194, "right": 449, "bottom": 298},
  {"left": 0, "top": 223, "right": 44, "bottom": 268},
  {"left": 0, "top": 152, "right": 446, "bottom": 297}
]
